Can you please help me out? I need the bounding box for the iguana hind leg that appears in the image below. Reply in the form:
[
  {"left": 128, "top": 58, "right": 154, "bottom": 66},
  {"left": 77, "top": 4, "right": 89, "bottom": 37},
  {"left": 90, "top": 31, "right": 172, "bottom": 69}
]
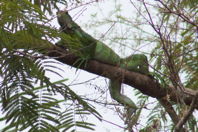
[{"left": 109, "top": 79, "right": 137, "bottom": 111}]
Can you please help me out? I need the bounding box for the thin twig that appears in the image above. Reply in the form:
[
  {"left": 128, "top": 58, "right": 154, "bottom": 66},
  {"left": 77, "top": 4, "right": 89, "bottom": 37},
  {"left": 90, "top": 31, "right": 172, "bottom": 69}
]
[
  {"left": 98, "top": 117, "right": 126, "bottom": 129},
  {"left": 157, "top": 0, "right": 198, "bottom": 28}
]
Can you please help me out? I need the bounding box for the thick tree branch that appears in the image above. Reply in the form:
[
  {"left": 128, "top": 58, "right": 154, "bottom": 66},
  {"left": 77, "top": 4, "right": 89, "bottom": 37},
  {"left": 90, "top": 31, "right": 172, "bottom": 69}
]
[{"left": 47, "top": 46, "right": 198, "bottom": 110}]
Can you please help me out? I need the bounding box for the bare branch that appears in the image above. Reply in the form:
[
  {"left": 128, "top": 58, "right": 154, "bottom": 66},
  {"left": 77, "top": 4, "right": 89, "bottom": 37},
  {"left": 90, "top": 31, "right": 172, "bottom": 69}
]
[
  {"left": 158, "top": 0, "right": 198, "bottom": 28},
  {"left": 175, "top": 92, "right": 198, "bottom": 132},
  {"left": 159, "top": 98, "right": 179, "bottom": 124}
]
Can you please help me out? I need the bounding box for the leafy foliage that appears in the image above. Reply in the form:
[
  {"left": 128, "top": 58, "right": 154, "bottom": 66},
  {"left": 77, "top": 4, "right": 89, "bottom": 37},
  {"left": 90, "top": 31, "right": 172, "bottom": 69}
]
[
  {"left": 0, "top": 0, "right": 101, "bottom": 131},
  {"left": 150, "top": 0, "right": 198, "bottom": 90},
  {"left": 0, "top": 48, "right": 100, "bottom": 131}
]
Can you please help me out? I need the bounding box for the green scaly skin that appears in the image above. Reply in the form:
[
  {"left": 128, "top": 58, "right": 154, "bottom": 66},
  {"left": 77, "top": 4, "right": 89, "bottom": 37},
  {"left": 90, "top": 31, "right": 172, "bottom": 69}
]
[
  {"left": 57, "top": 11, "right": 149, "bottom": 112},
  {"left": 57, "top": 11, "right": 97, "bottom": 59}
]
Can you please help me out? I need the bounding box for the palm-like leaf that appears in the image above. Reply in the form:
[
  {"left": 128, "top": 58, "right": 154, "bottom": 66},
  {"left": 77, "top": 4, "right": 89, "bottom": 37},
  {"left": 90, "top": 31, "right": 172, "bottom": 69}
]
[{"left": 0, "top": 1, "right": 101, "bottom": 130}]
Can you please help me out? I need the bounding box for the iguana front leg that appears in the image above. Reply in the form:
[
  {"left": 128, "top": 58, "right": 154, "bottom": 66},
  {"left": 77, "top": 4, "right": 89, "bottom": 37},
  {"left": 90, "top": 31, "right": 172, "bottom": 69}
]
[{"left": 109, "top": 79, "right": 137, "bottom": 112}]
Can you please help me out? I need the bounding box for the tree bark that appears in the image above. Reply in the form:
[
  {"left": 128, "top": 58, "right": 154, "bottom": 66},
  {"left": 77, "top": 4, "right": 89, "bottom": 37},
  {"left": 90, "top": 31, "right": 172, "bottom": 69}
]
[{"left": 47, "top": 45, "right": 198, "bottom": 109}]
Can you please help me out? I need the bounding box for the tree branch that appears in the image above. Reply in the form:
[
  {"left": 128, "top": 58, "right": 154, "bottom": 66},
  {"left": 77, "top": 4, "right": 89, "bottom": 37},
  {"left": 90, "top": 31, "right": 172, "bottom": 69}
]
[
  {"left": 159, "top": 98, "right": 179, "bottom": 124},
  {"left": 159, "top": 98, "right": 187, "bottom": 132},
  {"left": 175, "top": 92, "right": 198, "bottom": 132},
  {"left": 47, "top": 46, "right": 198, "bottom": 110}
]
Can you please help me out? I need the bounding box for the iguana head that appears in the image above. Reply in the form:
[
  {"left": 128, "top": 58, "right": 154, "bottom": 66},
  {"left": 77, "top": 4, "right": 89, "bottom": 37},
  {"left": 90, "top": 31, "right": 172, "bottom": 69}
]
[{"left": 57, "top": 11, "right": 80, "bottom": 34}]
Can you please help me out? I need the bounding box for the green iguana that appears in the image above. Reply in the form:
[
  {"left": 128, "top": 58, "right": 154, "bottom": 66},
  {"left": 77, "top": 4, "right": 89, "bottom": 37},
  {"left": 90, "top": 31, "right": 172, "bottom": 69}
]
[{"left": 57, "top": 11, "right": 149, "bottom": 113}]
